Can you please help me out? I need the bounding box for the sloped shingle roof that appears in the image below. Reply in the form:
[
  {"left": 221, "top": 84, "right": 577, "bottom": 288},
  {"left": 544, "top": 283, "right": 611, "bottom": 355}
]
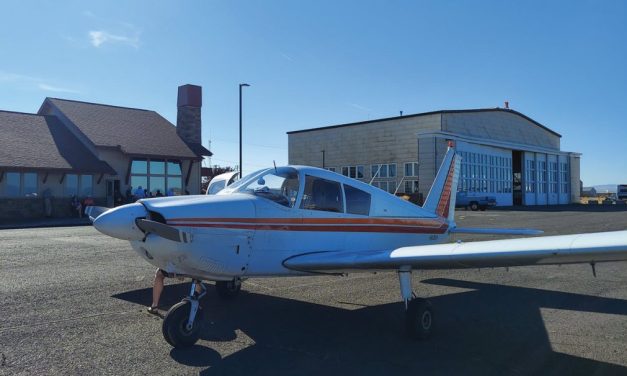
[
  {"left": 44, "top": 98, "right": 206, "bottom": 159},
  {"left": 0, "top": 111, "right": 115, "bottom": 174}
]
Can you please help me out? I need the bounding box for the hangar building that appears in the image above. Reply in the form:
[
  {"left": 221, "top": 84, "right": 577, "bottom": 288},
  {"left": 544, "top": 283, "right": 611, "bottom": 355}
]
[
  {"left": 288, "top": 108, "right": 580, "bottom": 206},
  {"left": 0, "top": 84, "right": 211, "bottom": 219}
]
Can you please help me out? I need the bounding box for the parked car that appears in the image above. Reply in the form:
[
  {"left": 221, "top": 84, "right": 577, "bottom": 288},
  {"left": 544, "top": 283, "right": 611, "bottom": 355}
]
[{"left": 455, "top": 192, "right": 497, "bottom": 211}]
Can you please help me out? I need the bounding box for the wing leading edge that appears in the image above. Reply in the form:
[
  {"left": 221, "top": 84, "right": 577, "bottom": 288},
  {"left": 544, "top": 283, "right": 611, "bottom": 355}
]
[{"left": 283, "top": 230, "right": 627, "bottom": 273}]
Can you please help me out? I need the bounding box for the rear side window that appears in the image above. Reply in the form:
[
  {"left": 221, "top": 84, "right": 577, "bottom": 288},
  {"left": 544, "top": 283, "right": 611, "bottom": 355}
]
[
  {"left": 300, "top": 175, "right": 344, "bottom": 213},
  {"left": 344, "top": 184, "right": 371, "bottom": 215}
]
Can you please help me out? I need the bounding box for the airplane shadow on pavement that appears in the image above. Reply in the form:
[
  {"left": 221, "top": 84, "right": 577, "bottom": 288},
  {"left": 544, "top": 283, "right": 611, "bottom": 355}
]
[{"left": 112, "top": 278, "right": 627, "bottom": 376}]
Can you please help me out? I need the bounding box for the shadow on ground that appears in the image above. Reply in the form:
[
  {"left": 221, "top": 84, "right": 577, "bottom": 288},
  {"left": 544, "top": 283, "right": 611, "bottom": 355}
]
[{"left": 113, "top": 278, "right": 627, "bottom": 376}]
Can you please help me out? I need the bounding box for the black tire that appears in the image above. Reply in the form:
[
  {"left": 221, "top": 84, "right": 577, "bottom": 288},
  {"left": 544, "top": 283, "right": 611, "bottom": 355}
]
[
  {"left": 470, "top": 202, "right": 479, "bottom": 211},
  {"left": 406, "top": 298, "right": 433, "bottom": 340},
  {"left": 162, "top": 300, "right": 204, "bottom": 348},
  {"left": 215, "top": 280, "right": 242, "bottom": 300}
]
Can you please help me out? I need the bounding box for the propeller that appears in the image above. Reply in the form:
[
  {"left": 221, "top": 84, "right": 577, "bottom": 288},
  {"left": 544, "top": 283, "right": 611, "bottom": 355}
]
[
  {"left": 84, "top": 206, "right": 111, "bottom": 222},
  {"left": 135, "top": 219, "right": 193, "bottom": 243}
]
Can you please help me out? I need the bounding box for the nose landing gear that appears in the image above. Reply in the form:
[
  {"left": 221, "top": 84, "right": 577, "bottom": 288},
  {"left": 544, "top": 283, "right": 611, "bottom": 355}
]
[
  {"left": 162, "top": 279, "right": 206, "bottom": 348},
  {"left": 399, "top": 268, "right": 433, "bottom": 339}
]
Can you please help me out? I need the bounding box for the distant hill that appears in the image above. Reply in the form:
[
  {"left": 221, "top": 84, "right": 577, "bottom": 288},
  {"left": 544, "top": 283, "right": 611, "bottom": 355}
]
[{"left": 593, "top": 184, "right": 618, "bottom": 193}]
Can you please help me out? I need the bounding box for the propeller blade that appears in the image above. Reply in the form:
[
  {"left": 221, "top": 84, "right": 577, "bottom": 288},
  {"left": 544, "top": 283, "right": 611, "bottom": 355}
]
[
  {"left": 136, "top": 219, "right": 193, "bottom": 243},
  {"left": 85, "top": 206, "right": 111, "bottom": 222}
]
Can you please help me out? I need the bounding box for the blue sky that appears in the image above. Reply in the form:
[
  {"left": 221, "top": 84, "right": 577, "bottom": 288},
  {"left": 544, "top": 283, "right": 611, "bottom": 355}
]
[{"left": 1, "top": 1, "right": 626, "bottom": 185}]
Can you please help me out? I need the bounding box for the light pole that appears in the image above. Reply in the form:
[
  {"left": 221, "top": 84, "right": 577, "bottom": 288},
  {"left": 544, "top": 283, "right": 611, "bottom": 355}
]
[{"left": 239, "top": 83, "right": 250, "bottom": 177}]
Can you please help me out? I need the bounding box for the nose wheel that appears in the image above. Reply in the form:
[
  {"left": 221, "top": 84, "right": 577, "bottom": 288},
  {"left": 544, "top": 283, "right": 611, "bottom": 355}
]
[
  {"left": 399, "top": 268, "right": 433, "bottom": 339},
  {"left": 162, "top": 279, "right": 206, "bottom": 348}
]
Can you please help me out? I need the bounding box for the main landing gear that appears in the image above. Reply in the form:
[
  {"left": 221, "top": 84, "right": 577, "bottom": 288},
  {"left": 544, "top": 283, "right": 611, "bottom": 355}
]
[
  {"left": 399, "top": 268, "right": 433, "bottom": 339},
  {"left": 162, "top": 279, "right": 206, "bottom": 348},
  {"left": 215, "top": 278, "right": 242, "bottom": 300}
]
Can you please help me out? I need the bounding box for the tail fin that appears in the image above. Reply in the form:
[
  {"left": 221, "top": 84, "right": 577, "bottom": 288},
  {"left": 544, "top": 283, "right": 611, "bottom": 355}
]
[{"left": 422, "top": 145, "right": 461, "bottom": 223}]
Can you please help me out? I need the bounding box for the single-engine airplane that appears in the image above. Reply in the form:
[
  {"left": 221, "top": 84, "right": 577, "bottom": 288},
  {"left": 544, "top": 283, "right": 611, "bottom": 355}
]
[{"left": 87, "top": 145, "right": 627, "bottom": 348}]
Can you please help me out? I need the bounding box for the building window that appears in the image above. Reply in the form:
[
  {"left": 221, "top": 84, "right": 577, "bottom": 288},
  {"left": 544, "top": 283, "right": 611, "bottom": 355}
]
[
  {"left": 1, "top": 172, "right": 41, "bottom": 197},
  {"left": 460, "top": 152, "right": 511, "bottom": 194},
  {"left": 404, "top": 180, "right": 419, "bottom": 194},
  {"left": 65, "top": 174, "right": 79, "bottom": 197},
  {"left": 5, "top": 172, "right": 21, "bottom": 197},
  {"left": 371, "top": 163, "right": 396, "bottom": 179},
  {"left": 23, "top": 173, "right": 38, "bottom": 196},
  {"left": 549, "top": 162, "right": 558, "bottom": 193},
  {"left": 404, "top": 162, "right": 419, "bottom": 177},
  {"left": 80, "top": 175, "right": 93, "bottom": 196},
  {"left": 525, "top": 160, "right": 536, "bottom": 193},
  {"left": 538, "top": 161, "right": 547, "bottom": 194},
  {"left": 371, "top": 180, "right": 397, "bottom": 194},
  {"left": 341, "top": 165, "right": 364, "bottom": 179},
  {"left": 130, "top": 159, "right": 183, "bottom": 196},
  {"left": 326, "top": 167, "right": 336, "bottom": 172},
  {"left": 560, "top": 162, "right": 569, "bottom": 194}
]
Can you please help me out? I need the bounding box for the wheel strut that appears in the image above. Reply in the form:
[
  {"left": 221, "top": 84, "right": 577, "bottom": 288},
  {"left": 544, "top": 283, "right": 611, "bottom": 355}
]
[
  {"left": 398, "top": 267, "right": 434, "bottom": 339},
  {"left": 186, "top": 279, "right": 206, "bottom": 331}
]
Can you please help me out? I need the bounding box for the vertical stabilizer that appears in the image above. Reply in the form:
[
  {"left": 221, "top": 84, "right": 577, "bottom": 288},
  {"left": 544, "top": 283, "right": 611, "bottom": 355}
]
[{"left": 422, "top": 145, "right": 461, "bottom": 223}]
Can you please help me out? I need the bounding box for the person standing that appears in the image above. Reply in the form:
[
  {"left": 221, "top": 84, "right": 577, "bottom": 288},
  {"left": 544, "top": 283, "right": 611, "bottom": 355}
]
[{"left": 134, "top": 185, "right": 146, "bottom": 200}]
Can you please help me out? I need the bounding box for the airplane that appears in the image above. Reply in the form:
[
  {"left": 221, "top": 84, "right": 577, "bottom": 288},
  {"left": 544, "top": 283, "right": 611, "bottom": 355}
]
[
  {"left": 86, "top": 143, "right": 627, "bottom": 348},
  {"left": 206, "top": 171, "right": 239, "bottom": 195}
]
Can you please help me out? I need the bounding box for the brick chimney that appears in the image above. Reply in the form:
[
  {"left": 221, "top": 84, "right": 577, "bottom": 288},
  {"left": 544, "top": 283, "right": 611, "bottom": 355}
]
[{"left": 176, "top": 84, "right": 202, "bottom": 144}]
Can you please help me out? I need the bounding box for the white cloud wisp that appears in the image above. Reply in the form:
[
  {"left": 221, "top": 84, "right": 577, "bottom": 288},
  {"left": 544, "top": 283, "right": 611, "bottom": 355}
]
[{"left": 88, "top": 30, "right": 139, "bottom": 48}]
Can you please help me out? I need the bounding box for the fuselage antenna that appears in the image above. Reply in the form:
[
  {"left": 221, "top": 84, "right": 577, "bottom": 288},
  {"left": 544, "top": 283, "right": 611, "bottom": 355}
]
[{"left": 273, "top": 160, "right": 278, "bottom": 173}]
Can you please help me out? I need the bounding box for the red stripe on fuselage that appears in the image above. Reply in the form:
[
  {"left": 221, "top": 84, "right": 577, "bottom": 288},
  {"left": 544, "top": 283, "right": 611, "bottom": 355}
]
[{"left": 166, "top": 217, "right": 449, "bottom": 234}]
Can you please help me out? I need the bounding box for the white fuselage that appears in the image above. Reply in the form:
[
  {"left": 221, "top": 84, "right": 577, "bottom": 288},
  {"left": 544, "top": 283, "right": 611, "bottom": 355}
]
[{"left": 128, "top": 193, "right": 449, "bottom": 281}]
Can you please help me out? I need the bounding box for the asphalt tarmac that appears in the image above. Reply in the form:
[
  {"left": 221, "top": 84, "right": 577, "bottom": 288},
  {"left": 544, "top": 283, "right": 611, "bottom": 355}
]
[{"left": 1, "top": 207, "right": 627, "bottom": 375}]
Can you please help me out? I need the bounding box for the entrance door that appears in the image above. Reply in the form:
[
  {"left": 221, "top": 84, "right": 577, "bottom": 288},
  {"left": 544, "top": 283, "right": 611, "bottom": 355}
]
[{"left": 106, "top": 180, "right": 120, "bottom": 207}]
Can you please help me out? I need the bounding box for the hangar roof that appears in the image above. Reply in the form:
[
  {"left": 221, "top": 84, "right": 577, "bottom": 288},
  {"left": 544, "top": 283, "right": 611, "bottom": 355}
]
[
  {"left": 40, "top": 98, "right": 211, "bottom": 159},
  {"left": 0, "top": 111, "right": 116, "bottom": 174},
  {"left": 286, "top": 108, "right": 561, "bottom": 138}
]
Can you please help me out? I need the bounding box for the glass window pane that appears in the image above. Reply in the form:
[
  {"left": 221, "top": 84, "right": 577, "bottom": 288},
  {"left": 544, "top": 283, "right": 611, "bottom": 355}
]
[
  {"left": 349, "top": 166, "right": 356, "bottom": 178},
  {"left": 300, "top": 175, "right": 343, "bottom": 212},
  {"left": 380, "top": 165, "right": 388, "bottom": 178},
  {"left": 167, "top": 162, "right": 182, "bottom": 176},
  {"left": 131, "top": 160, "right": 148, "bottom": 174},
  {"left": 344, "top": 184, "right": 371, "bottom": 215},
  {"left": 167, "top": 177, "right": 182, "bottom": 195},
  {"left": 80, "top": 175, "right": 93, "bottom": 197},
  {"left": 389, "top": 164, "right": 396, "bottom": 178},
  {"left": 342, "top": 167, "right": 349, "bottom": 176},
  {"left": 150, "top": 176, "right": 165, "bottom": 196},
  {"left": 65, "top": 174, "right": 79, "bottom": 197},
  {"left": 357, "top": 166, "right": 364, "bottom": 179},
  {"left": 23, "top": 173, "right": 37, "bottom": 196},
  {"left": 150, "top": 161, "right": 165, "bottom": 175},
  {"left": 130, "top": 176, "right": 148, "bottom": 193},
  {"left": 371, "top": 165, "right": 378, "bottom": 178},
  {"left": 5, "top": 172, "right": 20, "bottom": 196}
]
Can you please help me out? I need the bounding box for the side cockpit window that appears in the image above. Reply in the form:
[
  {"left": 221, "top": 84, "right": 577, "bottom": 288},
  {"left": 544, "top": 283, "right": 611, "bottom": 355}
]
[
  {"left": 344, "top": 184, "right": 371, "bottom": 215},
  {"left": 300, "top": 175, "right": 344, "bottom": 213}
]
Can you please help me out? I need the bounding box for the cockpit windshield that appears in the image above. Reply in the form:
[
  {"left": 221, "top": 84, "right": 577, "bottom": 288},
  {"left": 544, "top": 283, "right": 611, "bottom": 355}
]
[{"left": 231, "top": 167, "right": 300, "bottom": 207}]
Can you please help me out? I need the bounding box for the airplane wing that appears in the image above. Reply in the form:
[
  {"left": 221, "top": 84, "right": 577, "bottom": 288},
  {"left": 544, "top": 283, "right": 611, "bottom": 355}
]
[{"left": 283, "top": 230, "right": 627, "bottom": 273}]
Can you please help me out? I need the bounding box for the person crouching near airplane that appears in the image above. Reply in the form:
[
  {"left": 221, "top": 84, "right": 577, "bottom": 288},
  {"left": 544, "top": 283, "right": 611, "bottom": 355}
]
[{"left": 147, "top": 268, "right": 202, "bottom": 314}]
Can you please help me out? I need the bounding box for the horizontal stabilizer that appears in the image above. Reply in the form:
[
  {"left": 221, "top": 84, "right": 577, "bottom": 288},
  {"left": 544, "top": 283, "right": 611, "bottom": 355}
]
[{"left": 450, "top": 227, "right": 543, "bottom": 236}]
